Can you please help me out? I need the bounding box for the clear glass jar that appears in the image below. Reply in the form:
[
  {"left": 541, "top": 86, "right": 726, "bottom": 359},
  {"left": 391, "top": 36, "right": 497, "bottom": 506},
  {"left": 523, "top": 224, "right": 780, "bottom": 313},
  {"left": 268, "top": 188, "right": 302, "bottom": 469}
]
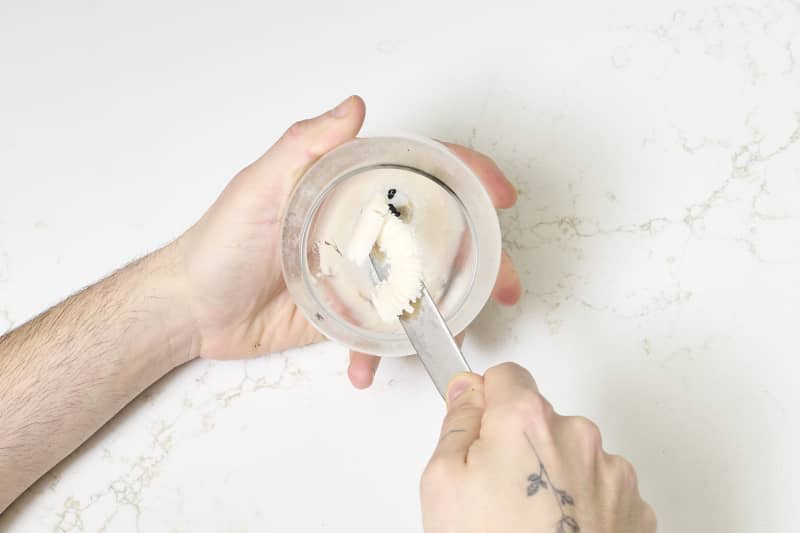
[{"left": 281, "top": 136, "right": 501, "bottom": 356}]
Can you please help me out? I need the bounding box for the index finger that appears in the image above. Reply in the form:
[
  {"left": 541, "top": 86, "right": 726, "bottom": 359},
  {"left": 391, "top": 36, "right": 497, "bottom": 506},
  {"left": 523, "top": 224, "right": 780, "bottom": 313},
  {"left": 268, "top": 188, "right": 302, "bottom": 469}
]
[
  {"left": 439, "top": 142, "right": 518, "bottom": 209},
  {"left": 480, "top": 363, "right": 558, "bottom": 450},
  {"left": 483, "top": 362, "right": 541, "bottom": 408}
]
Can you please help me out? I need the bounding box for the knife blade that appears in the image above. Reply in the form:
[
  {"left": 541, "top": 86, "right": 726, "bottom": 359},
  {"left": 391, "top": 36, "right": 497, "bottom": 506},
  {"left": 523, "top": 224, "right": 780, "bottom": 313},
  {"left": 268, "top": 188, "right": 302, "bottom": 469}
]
[{"left": 369, "top": 254, "right": 470, "bottom": 399}]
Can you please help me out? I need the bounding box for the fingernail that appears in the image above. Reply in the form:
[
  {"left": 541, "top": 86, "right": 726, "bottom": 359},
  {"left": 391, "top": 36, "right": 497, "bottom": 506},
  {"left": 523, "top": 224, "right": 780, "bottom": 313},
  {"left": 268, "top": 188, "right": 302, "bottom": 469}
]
[
  {"left": 447, "top": 374, "right": 472, "bottom": 403},
  {"left": 330, "top": 96, "right": 352, "bottom": 118}
]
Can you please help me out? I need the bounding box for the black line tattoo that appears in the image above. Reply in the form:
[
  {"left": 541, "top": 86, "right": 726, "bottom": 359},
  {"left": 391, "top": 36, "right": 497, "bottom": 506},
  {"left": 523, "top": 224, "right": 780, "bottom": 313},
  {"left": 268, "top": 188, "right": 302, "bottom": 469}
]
[{"left": 523, "top": 432, "right": 580, "bottom": 533}]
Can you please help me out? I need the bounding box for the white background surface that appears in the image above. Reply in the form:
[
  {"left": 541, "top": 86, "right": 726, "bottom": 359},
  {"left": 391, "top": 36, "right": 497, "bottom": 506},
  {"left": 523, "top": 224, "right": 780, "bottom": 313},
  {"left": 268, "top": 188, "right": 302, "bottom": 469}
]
[{"left": 1, "top": 0, "right": 799, "bottom": 531}]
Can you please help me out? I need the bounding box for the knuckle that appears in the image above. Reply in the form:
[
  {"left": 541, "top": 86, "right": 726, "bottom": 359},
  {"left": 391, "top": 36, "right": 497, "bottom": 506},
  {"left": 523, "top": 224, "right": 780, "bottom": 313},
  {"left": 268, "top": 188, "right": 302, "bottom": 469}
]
[
  {"left": 482, "top": 363, "right": 503, "bottom": 383},
  {"left": 499, "top": 361, "right": 526, "bottom": 373},
  {"left": 484, "top": 362, "right": 539, "bottom": 393},
  {"left": 568, "top": 416, "right": 603, "bottom": 451},
  {"left": 606, "top": 454, "right": 638, "bottom": 489},
  {"left": 510, "top": 390, "right": 553, "bottom": 425},
  {"left": 484, "top": 361, "right": 524, "bottom": 383},
  {"left": 497, "top": 361, "right": 527, "bottom": 377},
  {"left": 285, "top": 118, "right": 311, "bottom": 140}
]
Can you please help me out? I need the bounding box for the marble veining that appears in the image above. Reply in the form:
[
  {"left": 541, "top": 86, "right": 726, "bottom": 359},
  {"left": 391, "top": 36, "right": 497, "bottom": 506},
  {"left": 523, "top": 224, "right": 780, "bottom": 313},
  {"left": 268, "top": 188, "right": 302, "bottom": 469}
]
[{"left": 0, "top": 0, "right": 798, "bottom": 531}]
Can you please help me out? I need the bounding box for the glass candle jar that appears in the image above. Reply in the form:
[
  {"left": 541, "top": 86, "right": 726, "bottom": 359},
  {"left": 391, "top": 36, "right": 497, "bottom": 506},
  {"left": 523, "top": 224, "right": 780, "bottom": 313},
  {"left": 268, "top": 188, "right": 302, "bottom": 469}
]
[{"left": 281, "top": 136, "right": 501, "bottom": 356}]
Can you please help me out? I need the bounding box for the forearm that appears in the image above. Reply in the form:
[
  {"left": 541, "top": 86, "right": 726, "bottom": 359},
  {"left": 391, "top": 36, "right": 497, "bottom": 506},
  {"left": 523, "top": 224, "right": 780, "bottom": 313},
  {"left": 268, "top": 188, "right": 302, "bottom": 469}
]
[{"left": 0, "top": 243, "right": 198, "bottom": 512}]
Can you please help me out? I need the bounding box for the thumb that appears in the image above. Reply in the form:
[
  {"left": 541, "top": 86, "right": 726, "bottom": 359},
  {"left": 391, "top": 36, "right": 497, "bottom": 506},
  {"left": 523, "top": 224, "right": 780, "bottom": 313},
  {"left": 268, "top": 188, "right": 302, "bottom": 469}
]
[
  {"left": 429, "top": 372, "right": 485, "bottom": 466},
  {"left": 241, "top": 95, "right": 366, "bottom": 212}
]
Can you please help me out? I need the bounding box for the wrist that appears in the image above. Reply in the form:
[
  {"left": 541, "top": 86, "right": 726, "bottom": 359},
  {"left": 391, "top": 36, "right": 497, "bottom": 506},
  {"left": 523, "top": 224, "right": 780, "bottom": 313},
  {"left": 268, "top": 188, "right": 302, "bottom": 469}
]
[{"left": 138, "top": 241, "right": 202, "bottom": 368}]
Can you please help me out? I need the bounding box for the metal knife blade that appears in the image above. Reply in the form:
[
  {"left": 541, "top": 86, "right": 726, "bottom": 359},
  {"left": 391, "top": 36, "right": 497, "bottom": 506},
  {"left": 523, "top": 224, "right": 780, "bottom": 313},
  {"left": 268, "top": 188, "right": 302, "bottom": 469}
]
[{"left": 369, "top": 254, "right": 470, "bottom": 399}]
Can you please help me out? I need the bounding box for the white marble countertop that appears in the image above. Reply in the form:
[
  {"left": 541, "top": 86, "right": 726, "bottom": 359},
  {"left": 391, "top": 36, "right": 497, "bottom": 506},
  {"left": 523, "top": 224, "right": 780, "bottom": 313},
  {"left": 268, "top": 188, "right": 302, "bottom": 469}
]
[{"left": 1, "top": 0, "right": 798, "bottom": 531}]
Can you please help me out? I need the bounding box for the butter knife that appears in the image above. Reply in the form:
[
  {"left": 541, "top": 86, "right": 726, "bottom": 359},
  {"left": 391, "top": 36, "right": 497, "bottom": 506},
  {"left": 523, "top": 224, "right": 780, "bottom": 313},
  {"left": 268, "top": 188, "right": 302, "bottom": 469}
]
[{"left": 369, "top": 254, "right": 471, "bottom": 399}]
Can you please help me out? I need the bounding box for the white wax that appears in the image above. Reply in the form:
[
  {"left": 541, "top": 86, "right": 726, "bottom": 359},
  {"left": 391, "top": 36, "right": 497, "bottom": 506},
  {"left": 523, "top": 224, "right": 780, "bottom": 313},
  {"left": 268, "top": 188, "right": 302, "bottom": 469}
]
[{"left": 313, "top": 168, "right": 465, "bottom": 330}]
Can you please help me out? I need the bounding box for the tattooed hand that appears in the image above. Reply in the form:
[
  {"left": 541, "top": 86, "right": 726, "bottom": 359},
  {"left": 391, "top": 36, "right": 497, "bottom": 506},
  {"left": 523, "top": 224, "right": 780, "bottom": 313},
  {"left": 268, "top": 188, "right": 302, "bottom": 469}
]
[{"left": 420, "top": 363, "right": 656, "bottom": 533}]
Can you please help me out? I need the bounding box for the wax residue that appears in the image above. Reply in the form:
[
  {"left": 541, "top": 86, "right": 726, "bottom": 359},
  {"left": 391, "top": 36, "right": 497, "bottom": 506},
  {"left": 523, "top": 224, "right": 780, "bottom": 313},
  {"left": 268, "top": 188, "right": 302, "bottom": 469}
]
[
  {"left": 314, "top": 168, "right": 465, "bottom": 329},
  {"left": 345, "top": 192, "right": 423, "bottom": 322}
]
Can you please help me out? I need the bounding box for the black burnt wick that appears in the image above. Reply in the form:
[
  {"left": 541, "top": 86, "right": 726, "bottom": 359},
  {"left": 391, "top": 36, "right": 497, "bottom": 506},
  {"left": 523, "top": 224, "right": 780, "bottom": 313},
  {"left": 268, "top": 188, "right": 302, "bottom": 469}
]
[
  {"left": 388, "top": 204, "right": 401, "bottom": 218},
  {"left": 387, "top": 188, "right": 397, "bottom": 200}
]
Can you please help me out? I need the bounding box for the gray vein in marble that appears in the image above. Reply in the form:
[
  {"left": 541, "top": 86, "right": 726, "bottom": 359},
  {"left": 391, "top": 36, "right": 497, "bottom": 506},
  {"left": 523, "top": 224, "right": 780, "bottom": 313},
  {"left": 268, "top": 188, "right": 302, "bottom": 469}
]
[
  {"left": 52, "top": 416, "right": 178, "bottom": 533},
  {"left": 214, "top": 355, "right": 293, "bottom": 407},
  {"left": 44, "top": 352, "right": 300, "bottom": 532},
  {"left": 501, "top": 110, "right": 799, "bottom": 256}
]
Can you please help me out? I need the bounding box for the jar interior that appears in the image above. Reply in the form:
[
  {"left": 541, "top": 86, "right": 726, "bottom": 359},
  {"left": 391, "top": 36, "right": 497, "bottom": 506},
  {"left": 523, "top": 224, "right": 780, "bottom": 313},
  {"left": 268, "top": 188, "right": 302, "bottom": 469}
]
[{"left": 302, "top": 164, "right": 477, "bottom": 339}]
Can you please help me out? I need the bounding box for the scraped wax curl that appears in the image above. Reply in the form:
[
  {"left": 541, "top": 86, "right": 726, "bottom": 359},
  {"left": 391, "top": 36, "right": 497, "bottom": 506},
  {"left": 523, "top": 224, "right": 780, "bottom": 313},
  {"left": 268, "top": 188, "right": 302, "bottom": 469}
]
[
  {"left": 313, "top": 168, "right": 466, "bottom": 331},
  {"left": 346, "top": 189, "right": 423, "bottom": 322}
]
